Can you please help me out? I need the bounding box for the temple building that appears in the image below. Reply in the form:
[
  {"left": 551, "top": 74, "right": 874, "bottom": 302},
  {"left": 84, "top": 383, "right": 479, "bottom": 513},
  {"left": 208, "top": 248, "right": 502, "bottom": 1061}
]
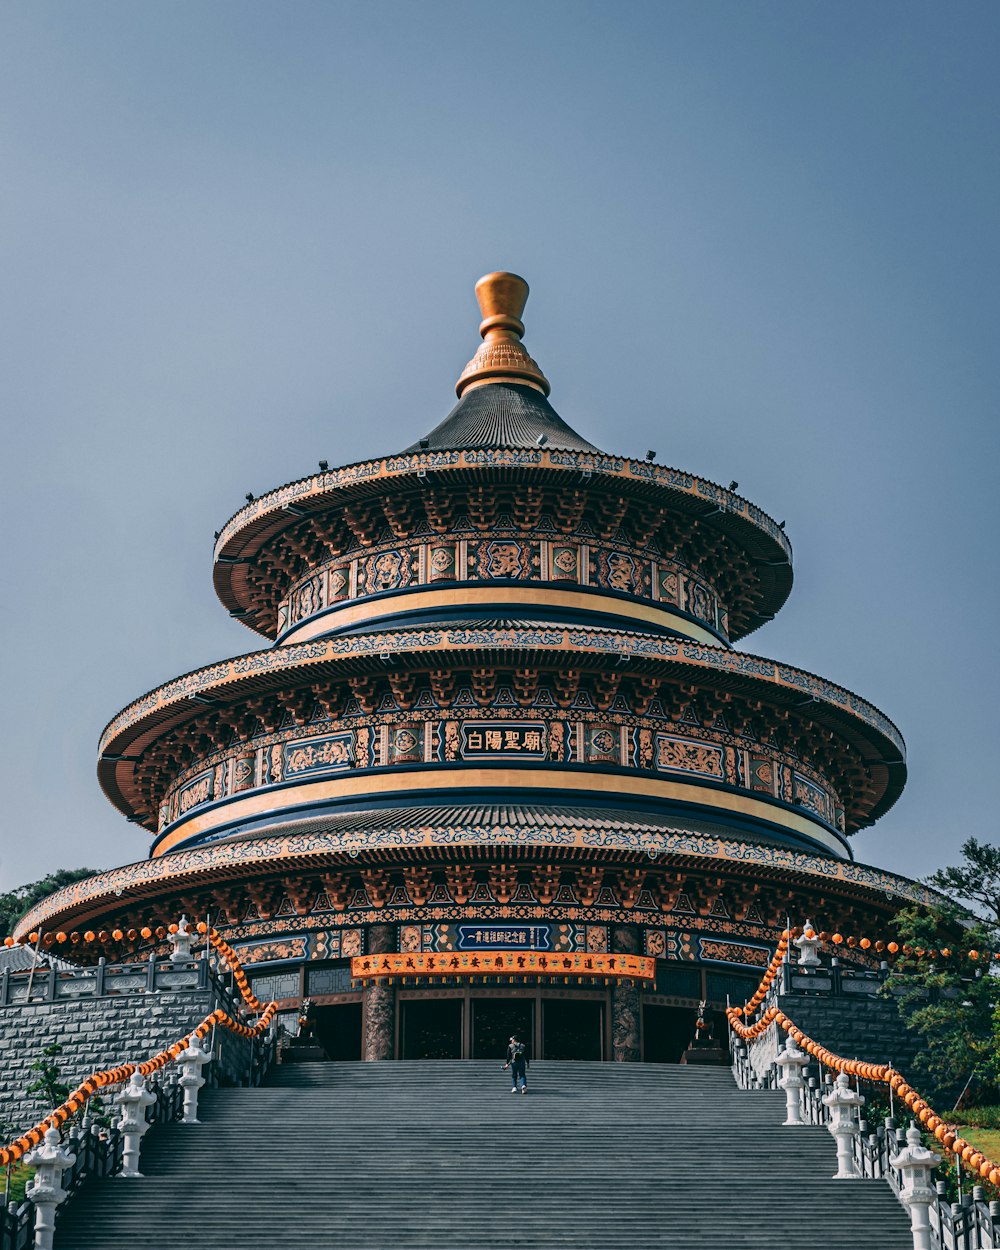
[{"left": 17, "top": 272, "right": 927, "bottom": 1064}]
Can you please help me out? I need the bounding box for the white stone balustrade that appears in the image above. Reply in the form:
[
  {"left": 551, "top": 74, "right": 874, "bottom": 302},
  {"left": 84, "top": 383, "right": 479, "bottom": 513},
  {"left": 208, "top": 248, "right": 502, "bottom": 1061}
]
[
  {"left": 890, "top": 1123, "right": 940, "bottom": 1250},
  {"left": 116, "top": 1070, "right": 157, "bottom": 1178},
  {"left": 776, "top": 1038, "right": 810, "bottom": 1125},
  {"left": 24, "top": 1125, "right": 75, "bottom": 1250},
  {"left": 822, "top": 1072, "right": 864, "bottom": 1178},
  {"left": 793, "top": 920, "right": 822, "bottom": 967},
  {"left": 178, "top": 1036, "right": 212, "bottom": 1124}
]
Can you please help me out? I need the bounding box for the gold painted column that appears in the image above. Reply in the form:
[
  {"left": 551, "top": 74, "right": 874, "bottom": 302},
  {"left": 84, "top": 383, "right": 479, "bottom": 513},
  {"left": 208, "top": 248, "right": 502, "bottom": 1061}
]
[
  {"left": 611, "top": 923, "right": 642, "bottom": 1063},
  {"left": 362, "top": 923, "right": 397, "bottom": 1061}
]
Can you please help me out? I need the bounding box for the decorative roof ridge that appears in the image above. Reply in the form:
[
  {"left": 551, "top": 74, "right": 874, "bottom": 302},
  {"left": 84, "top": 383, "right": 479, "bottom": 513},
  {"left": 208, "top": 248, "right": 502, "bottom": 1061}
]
[
  {"left": 212, "top": 452, "right": 792, "bottom": 563},
  {"left": 97, "top": 622, "right": 906, "bottom": 760}
]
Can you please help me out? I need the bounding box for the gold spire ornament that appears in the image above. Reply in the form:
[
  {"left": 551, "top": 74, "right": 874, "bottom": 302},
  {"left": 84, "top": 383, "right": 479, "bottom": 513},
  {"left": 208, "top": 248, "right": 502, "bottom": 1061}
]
[{"left": 455, "top": 271, "right": 551, "bottom": 398}]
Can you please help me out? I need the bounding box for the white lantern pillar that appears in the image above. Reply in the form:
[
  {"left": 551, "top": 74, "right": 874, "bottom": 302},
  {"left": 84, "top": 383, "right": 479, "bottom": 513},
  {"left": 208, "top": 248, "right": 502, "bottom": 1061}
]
[
  {"left": 822, "top": 1072, "right": 864, "bottom": 1178},
  {"left": 776, "top": 1038, "right": 810, "bottom": 1125},
  {"left": 793, "top": 920, "right": 822, "bottom": 967},
  {"left": 24, "top": 1125, "right": 75, "bottom": 1250},
  {"left": 178, "top": 1037, "right": 212, "bottom": 1124},
  {"left": 890, "top": 1123, "right": 940, "bottom": 1250},
  {"left": 169, "top": 915, "right": 196, "bottom": 964},
  {"left": 116, "top": 1071, "right": 157, "bottom": 1178}
]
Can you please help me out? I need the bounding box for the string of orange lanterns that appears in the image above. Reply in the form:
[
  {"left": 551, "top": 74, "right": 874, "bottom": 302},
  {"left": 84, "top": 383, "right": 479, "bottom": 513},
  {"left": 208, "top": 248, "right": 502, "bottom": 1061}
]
[
  {"left": 727, "top": 1004, "right": 1000, "bottom": 1192},
  {"left": 0, "top": 994, "right": 277, "bottom": 1168},
  {"left": 0, "top": 926, "right": 276, "bottom": 1166},
  {"left": 7, "top": 920, "right": 988, "bottom": 961}
]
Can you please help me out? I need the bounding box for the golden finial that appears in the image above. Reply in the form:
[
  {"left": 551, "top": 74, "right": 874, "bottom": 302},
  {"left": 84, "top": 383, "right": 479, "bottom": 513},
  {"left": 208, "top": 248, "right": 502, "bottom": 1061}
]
[{"left": 455, "top": 271, "right": 551, "bottom": 398}]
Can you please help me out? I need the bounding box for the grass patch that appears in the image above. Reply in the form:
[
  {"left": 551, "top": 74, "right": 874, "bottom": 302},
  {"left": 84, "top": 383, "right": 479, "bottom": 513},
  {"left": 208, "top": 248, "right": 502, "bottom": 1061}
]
[
  {"left": 4, "top": 1163, "right": 34, "bottom": 1205},
  {"left": 963, "top": 1128, "right": 1000, "bottom": 1160},
  {"left": 952, "top": 1106, "right": 1000, "bottom": 1130}
]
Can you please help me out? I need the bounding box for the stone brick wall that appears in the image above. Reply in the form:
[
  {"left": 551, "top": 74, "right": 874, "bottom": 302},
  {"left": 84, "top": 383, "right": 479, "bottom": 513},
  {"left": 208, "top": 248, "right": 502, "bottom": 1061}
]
[
  {"left": 776, "top": 990, "right": 922, "bottom": 1076},
  {"left": 0, "top": 989, "right": 253, "bottom": 1134}
]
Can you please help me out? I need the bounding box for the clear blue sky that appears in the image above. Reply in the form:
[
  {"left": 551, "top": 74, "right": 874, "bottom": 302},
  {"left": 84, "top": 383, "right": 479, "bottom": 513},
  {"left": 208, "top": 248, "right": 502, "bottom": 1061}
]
[{"left": 1, "top": 1, "right": 997, "bottom": 891}]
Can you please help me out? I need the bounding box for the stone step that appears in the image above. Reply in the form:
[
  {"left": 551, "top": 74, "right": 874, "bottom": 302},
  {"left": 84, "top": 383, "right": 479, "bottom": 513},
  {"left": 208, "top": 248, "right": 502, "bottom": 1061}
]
[{"left": 53, "top": 1061, "right": 913, "bottom": 1250}]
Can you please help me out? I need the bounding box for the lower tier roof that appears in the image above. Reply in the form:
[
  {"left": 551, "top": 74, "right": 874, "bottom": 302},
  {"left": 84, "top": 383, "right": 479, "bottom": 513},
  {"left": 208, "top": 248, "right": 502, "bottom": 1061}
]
[{"left": 17, "top": 803, "right": 936, "bottom": 942}]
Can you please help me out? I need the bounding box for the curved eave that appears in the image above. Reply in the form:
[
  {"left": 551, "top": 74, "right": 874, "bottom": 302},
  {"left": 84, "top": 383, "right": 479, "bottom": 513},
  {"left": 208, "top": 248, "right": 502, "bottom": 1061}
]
[
  {"left": 97, "top": 627, "right": 905, "bottom": 832},
  {"left": 14, "top": 823, "right": 935, "bottom": 944},
  {"left": 211, "top": 451, "right": 793, "bottom": 642}
]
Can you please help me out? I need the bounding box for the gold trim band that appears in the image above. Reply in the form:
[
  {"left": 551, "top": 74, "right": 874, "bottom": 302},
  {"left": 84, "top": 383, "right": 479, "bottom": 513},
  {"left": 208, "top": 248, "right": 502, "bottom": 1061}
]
[
  {"left": 151, "top": 765, "right": 846, "bottom": 857},
  {"left": 278, "top": 585, "right": 723, "bottom": 647}
]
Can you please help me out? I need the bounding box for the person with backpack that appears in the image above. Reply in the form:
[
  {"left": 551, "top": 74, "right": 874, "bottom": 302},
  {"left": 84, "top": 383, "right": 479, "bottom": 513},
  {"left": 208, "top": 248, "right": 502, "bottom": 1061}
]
[{"left": 503, "top": 1034, "right": 529, "bottom": 1094}]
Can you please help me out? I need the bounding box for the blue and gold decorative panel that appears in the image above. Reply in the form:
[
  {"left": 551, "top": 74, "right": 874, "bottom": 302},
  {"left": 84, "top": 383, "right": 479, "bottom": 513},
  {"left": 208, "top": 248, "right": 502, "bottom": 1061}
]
[
  {"left": 387, "top": 723, "right": 422, "bottom": 764},
  {"left": 698, "top": 937, "right": 771, "bottom": 970},
  {"left": 460, "top": 721, "right": 547, "bottom": 759},
  {"left": 178, "top": 770, "right": 213, "bottom": 815},
  {"left": 550, "top": 543, "right": 579, "bottom": 580},
  {"left": 655, "top": 734, "right": 725, "bottom": 780},
  {"left": 283, "top": 732, "right": 354, "bottom": 777},
  {"left": 584, "top": 724, "right": 620, "bottom": 764}
]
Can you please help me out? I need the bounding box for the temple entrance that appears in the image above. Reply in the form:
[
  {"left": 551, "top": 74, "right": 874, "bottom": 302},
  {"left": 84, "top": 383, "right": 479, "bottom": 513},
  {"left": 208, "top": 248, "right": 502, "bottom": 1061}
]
[
  {"left": 471, "top": 998, "right": 534, "bottom": 1060},
  {"left": 542, "top": 999, "right": 604, "bottom": 1060},
  {"left": 401, "top": 998, "right": 463, "bottom": 1059},
  {"left": 315, "top": 1003, "right": 362, "bottom": 1060},
  {"left": 642, "top": 1004, "right": 697, "bottom": 1063}
]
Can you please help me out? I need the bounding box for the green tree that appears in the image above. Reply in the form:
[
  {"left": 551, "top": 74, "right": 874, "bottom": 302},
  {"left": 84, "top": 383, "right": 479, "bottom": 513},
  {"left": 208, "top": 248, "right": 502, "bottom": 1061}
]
[
  {"left": 0, "top": 868, "right": 97, "bottom": 939},
  {"left": 884, "top": 840, "right": 1000, "bottom": 1105},
  {"left": 883, "top": 901, "right": 996, "bottom": 1104},
  {"left": 927, "top": 838, "right": 1000, "bottom": 926},
  {"left": 26, "top": 1043, "right": 69, "bottom": 1113}
]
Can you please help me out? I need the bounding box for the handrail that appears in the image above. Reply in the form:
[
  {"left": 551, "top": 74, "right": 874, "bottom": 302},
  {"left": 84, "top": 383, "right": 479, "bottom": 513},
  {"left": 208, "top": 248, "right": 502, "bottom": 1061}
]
[
  {"left": 728, "top": 1003, "right": 1000, "bottom": 1193},
  {"left": 0, "top": 926, "right": 276, "bottom": 1168}
]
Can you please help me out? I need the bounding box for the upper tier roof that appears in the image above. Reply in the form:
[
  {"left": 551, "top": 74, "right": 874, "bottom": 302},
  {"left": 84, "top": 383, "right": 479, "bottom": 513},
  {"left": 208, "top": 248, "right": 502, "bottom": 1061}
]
[
  {"left": 403, "top": 382, "right": 600, "bottom": 454},
  {"left": 211, "top": 271, "right": 794, "bottom": 642}
]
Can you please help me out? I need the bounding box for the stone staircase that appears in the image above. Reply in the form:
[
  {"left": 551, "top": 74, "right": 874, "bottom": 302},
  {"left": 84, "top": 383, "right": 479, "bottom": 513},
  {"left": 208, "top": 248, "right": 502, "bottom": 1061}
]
[{"left": 54, "top": 1061, "right": 913, "bottom": 1249}]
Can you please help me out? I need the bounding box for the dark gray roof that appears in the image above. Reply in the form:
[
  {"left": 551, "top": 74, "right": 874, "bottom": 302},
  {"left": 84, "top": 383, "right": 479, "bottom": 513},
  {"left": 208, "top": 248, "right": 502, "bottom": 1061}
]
[
  {"left": 404, "top": 383, "right": 600, "bottom": 454},
  {"left": 220, "top": 803, "right": 792, "bottom": 851},
  {"left": 0, "top": 945, "right": 72, "bottom": 972}
]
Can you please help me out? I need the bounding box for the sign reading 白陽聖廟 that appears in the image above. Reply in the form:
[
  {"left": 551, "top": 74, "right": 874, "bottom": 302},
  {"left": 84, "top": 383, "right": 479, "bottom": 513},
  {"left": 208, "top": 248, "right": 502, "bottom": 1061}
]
[
  {"left": 457, "top": 925, "right": 551, "bottom": 950},
  {"left": 460, "top": 722, "right": 546, "bottom": 758},
  {"left": 350, "top": 951, "right": 656, "bottom": 982}
]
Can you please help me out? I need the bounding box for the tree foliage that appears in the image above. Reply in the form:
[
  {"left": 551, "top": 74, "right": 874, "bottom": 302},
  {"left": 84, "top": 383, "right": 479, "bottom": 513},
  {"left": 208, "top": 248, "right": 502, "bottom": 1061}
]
[
  {"left": 26, "top": 1043, "right": 69, "bottom": 1113},
  {"left": 927, "top": 838, "right": 1000, "bottom": 926},
  {"left": 882, "top": 901, "right": 996, "bottom": 1104},
  {"left": 0, "top": 868, "right": 96, "bottom": 939},
  {"left": 881, "top": 839, "right": 1000, "bottom": 1105}
]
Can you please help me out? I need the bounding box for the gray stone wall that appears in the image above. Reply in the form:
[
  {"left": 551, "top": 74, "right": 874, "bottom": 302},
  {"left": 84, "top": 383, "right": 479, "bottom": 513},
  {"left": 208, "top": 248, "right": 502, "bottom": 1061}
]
[
  {"left": 776, "top": 991, "right": 922, "bottom": 1076},
  {"left": 0, "top": 988, "right": 253, "bottom": 1134}
]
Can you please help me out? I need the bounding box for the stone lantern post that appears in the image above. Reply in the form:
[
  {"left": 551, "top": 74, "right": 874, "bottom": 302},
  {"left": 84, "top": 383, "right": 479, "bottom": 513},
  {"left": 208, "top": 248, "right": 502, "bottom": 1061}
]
[
  {"left": 890, "top": 1122, "right": 941, "bottom": 1250},
  {"left": 169, "top": 915, "right": 196, "bottom": 964},
  {"left": 25, "top": 1125, "right": 75, "bottom": 1250},
  {"left": 793, "top": 921, "right": 821, "bottom": 967},
  {"left": 178, "top": 1036, "right": 212, "bottom": 1124},
  {"left": 775, "top": 1038, "right": 810, "bottom": 1125},
  {"left": 822, "top": 1072, "right": 864, "bottom": 1178},
  {"left": 116, "top": 1070, "right": 157, "bottom": 1178}
]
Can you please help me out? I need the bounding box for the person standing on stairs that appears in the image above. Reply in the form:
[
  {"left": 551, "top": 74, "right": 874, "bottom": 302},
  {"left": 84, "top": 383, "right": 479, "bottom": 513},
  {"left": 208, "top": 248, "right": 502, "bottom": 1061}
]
[{"left": 503, "top": 1034, "right": 529, "bottom": 1094}]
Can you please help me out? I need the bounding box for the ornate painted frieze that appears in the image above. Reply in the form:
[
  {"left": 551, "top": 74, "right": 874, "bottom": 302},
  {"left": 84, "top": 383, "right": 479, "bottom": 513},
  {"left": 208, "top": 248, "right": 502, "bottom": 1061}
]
[
  {"left": 276, "top": 527, "right": 727, "bottom": 639},
  {"left": 156, "top": 699, "right": 842, "bottom": 835}
]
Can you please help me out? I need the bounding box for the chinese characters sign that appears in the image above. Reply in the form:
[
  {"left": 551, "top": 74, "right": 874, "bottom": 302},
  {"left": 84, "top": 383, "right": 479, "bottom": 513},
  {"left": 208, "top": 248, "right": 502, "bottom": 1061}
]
[
  {"left": 461, "top": 721, "right": 546, "bottom": 759},
  {"left": 457, "top": 925, "right": 552, "bottom": 950},
  {"left": 351, "top": 951, "right": 655, "bottom": 981}
]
